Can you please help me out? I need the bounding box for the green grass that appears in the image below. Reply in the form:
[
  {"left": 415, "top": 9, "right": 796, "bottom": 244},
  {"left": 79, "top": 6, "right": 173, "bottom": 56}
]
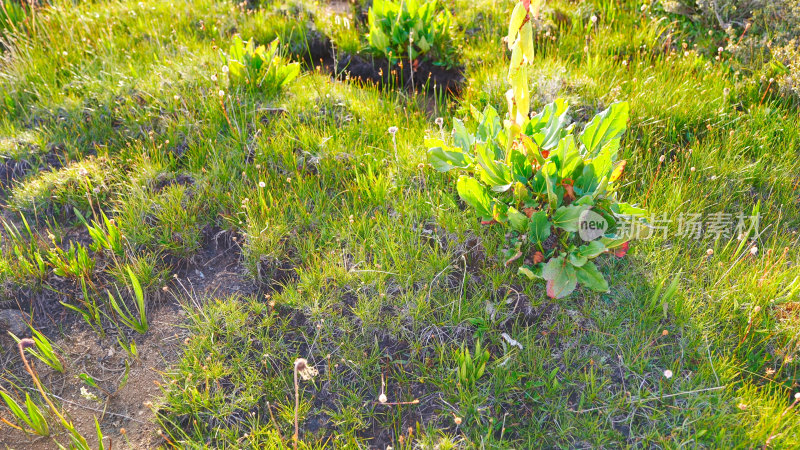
[{"left": 0, "top": 0, "right": 799, "bottom": 447}]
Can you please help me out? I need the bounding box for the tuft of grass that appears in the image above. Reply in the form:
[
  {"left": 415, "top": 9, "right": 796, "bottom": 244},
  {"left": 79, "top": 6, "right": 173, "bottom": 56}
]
[{"left": 10, "top": 157, "right": 113, "bottom": 222}]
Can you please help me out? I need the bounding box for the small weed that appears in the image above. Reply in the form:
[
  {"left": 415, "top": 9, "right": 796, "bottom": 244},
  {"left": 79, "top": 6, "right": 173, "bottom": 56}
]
[
  {"left": 79, "top": 209, "right": 124, "bottom": 257},
  {"left": 106, "top": 267, "right": 148, "bottom": 334},
  {"left": 456, "top": 340, "right": 489, "bottom": 391},
  {"left": 11, "top": 326, "right": 64, "bottom": 373},
  {"left": 46, "top": 239, "right": 94, "bottom": 280},
  {"left": 0, "top": 391, "right": 50, "bottom": 436}
]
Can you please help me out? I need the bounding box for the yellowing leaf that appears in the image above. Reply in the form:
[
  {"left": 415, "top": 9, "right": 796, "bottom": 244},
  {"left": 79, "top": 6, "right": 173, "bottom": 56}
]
[
  {"left": 520, "top": 22, "right": 534, "bottom": 63},
  {"left": 507, "top": 2, "right": 527, "bottom": 49},
  {"left": 610, "top": 160, "right": 627, "bottom": 183}
]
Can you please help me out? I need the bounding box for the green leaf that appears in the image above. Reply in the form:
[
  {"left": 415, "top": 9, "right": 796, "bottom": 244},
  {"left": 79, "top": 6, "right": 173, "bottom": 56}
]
[
  {"left": 580, "top": 101, "right": 629, "bottom": 158},
  {"left": 1, "top": 391, "right": 32, "bottom": 430},
  {"left": 553, "top": 204, "right": 590, "bottom": 233},
  {"left": 528, "top": 210, "right": 551, "bottom": 244},
  {"left": 555, "top": 135, "right": 581, "bottom": 178},
  {"left": 569, "top": 252, "right": 588, "bottom": 267},
  {"left": 456, "top": 176, "right": 493, "bottom": 220},
  {"left": 575, "top": 261, "right": 610, "bottom": 292},
  {"left": 507, "top": 207, "right": 529, "bottom": 233},
  {"left": 25, "top": 394, "right": 48, "bottom": 436},
  {"left": 476, "top": 105, "right": 502, "bottom": 142},
  {"left": 476, "top": 143, "right": 512, "bottom": 189},
  {"left": 426, "top": 143, "right": 474, "bottom": 172},
  {"left": 79, "top": 373, "right": 100, "bottom": 390},
  {"left": 519, "top": 263, "right": 544, "bottom": 279},
  {"left": 96, "top": 417, "right": 106, "bottom": 450},
  {"left": 510, "top": 66, "right": 529, "bottom": 121},
  {"left": 529, "top": 98, "right": 569, "bottom": 150},
  {"left": 601, "top": 236, "right": 628, "bottom": 249},
  {"left": 578, "top": 240, "right": 606, "bottom": 258},
  {"left": 612, "top": 202, "right": 647, "bottom": 216},
  {"left": 452, "top": 119, "right": 474, "bottom": 152},
  {"left": 543, "top": 256, "right": 578, "bottom": 298},
  {"left": 509, "top": 147, "right": 532, "bottom": 181},
  {"left": 543, "top": 161, "right": 559, "bottom": 210}
]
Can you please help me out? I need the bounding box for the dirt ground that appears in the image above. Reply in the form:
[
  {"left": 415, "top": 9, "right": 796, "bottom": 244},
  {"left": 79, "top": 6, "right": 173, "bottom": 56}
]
[{"left": 0, "top": 229, "right": 257, "bottom": 449}]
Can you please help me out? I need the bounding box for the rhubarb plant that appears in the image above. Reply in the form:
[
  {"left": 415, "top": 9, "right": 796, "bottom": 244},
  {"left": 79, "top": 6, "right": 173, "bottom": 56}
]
[
  {"left": 426, "top": 0, "right": 645, "bottom": 298},
  {"left": 226, "top": 36, "right": 300, "bottom": 94},
  {"left": 367, "top": 0, "right": 458, "bottom": 68}
]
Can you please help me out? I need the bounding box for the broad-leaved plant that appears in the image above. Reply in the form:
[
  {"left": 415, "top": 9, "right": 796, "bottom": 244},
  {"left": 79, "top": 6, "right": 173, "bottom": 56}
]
[
  {"left": 367, "top": 0, "right": 458, "bottom": 68},
  {"left": 427, "top": 0, "right": 644, "bottom": 298},
  {"left": 226, "top": 36, "right": 300, "bottom": 94}
]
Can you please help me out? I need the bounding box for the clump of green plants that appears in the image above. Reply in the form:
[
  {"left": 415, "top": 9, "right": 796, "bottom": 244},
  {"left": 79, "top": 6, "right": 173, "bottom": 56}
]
[
  {"left": 79, "top": 210, "right": 124, "bottom": 257},
  {"left": 367, "top": 0, "right": 458, "bottom": 68},
  {"left": 455, "top": 340, "right": 489, "bottom": 390},
  {"left": 12, "top": 326, "right": 64, "bottom": 373},
  {"left": 0, "top": 215, "right": 47, "bottom": 283},
  {"left": 46, "top": 240, "right": 94, "bottom": 280},
  {"left": 226, "top": 35, "right": 300, "bottom": 94},
  {"left": 427, "top": 0, "right": 642, "bottom": 298},
  {"left": 0, "top": 390, "right": 49, "bottom": 436},
  {"left": 106, "top": 267, "right": 148, "bottom": 334}
]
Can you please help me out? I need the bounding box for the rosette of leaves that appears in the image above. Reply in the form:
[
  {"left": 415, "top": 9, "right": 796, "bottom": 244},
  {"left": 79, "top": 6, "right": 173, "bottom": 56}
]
[
  {"left": 426, "top": 0, "right": 644, "bottom": 298},
  {"left": 367, "top": 0, "right": 458, "bottom": 68},
  {"left": 226, "top": 35, "right": 300, "bottom": 94}
]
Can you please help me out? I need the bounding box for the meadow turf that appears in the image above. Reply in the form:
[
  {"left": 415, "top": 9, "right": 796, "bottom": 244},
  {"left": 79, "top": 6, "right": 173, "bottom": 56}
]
[{"left": 0, "top": 0, "right": 799, "bottom": 448}]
